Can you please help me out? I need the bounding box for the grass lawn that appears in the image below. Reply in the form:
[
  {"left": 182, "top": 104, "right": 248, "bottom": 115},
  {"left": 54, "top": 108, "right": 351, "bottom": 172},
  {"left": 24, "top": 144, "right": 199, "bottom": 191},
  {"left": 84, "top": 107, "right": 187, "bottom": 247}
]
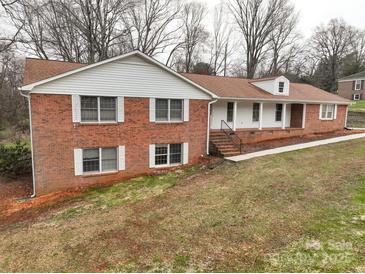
[
  {"left": 349, "top": 100, "right": 365, "bottom": 112},
  {"left": 1, "top": 140, "right": 365, "bottom": 272}
]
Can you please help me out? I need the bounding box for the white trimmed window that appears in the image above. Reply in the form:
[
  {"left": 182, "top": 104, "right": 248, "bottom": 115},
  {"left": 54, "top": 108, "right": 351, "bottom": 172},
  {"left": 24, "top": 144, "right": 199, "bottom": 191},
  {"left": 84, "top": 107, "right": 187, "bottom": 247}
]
[
  {"left": 353, "top": 94, "right": 361, "bottom": 100},
  {"left": 155, "top": 99, "right": 183, "bottom": 122},
  {"left": 80, "top": 96, "right": 116, "bottom": 122},
  {"left": 320, "top": 104, "right": 336, "bottom": 120},
  {"left": 74, "top": 146, "right": 125, "bottom": 176},
  {"left": 83, "top": 147, "right": 117, "bottom": 173},
  {"left": 150, "top": 143, "right": 188, "bottom": 168},
  {"left": 155, "top": 144, "right": 182, "bottom": 166},
  {"left": 278, "top": 82, "right": 285, "bottom": 93},
  {"left": 355, "top": 80, "right": 362, "bottom": 91}
]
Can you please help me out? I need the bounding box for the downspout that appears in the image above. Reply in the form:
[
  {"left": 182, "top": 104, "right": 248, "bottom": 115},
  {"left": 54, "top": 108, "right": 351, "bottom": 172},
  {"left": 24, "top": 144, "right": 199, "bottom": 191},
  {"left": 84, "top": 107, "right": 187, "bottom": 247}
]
[
  {"left": 207, "top": 99, "right": 218, "bottom": 155},
  {"left": 20, "top": 90, "right": 36, "bottom": 198}
]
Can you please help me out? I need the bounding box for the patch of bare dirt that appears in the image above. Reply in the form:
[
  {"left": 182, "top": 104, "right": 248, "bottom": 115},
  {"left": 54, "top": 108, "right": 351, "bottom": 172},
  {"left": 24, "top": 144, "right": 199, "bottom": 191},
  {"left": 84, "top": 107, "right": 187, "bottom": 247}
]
[{"left": 0, "top": 176, "right": 32, "bottom": 212}]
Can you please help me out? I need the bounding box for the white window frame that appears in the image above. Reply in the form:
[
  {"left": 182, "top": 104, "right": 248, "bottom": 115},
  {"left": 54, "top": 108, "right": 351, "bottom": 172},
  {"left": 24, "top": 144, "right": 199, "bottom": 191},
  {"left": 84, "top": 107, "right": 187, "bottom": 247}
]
[
  {"left": 278, "top": 82, "right": 285, "bottom": 93},
  {"left": 155, "top": 98, "right": 184, "bottom": 123},
  {"left": 154, "top": 143, "right": 183, "bottom": 167},
  {"left": 80, "top": 96, "right": 118, "bottom": 124},
  {"left": 82, "top": 147, "right": 118, "bottom": 175},
  {"left": 320, "top": 104, "right": 336, "bottom": 120},
  {"left": 355, "top": 80, "right": 362, "bottom": 91},
  {"left": 354, "top": 94, "right": 361, "bottom": 100}
]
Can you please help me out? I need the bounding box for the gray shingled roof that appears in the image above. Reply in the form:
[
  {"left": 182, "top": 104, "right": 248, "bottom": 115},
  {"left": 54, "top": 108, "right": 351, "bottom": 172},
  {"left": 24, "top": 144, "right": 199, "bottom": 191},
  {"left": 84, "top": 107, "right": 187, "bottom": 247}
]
[{"left": 339, "top": 71, "right": 365, "bottom": 81}]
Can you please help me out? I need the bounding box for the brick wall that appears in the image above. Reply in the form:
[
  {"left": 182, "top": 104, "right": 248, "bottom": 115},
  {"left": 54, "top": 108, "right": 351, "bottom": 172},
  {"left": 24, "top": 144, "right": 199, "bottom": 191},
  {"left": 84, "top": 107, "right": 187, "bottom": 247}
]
[
  {"left": 232, "top": 104, "right": 347, "bottom": 144},
  {"left": 31, "top": 94, "right": 209, "bottom": 195}
]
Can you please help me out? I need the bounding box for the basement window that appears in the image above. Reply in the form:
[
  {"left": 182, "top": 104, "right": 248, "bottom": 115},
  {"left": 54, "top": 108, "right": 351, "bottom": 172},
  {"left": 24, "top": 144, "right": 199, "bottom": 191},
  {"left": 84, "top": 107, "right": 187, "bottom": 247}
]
[
  {"left": 82, "top": 147, "right": 117, "bottom": 173},
  {"left": 354, "top": 94, "right": 361, "bottom": 100},
  {"left": 155, "top": 144, "right": 182, "bottom": 166}
]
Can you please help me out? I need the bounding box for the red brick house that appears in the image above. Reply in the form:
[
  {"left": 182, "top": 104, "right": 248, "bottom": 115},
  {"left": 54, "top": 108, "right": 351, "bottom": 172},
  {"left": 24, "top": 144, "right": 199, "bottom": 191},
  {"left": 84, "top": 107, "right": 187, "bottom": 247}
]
[
  {"left": 338, "top": 71, "right": 365, "bottom": 100},
  {"left": 20, "top": 51, "right": 351, "bottom": 196}
]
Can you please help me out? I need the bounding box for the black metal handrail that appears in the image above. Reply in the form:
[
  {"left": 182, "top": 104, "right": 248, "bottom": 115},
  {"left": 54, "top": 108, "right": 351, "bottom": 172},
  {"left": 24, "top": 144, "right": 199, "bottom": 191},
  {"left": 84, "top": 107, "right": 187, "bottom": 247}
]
[{"left": 220, "top": 120, "right": 243, "bottom": 153}]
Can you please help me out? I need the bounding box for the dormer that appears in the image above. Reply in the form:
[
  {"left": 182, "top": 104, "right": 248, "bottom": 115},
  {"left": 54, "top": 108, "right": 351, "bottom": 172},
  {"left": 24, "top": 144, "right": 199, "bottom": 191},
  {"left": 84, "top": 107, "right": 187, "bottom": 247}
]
[{"left": 251, "top": 76, "right": 290, "bottom": 96}]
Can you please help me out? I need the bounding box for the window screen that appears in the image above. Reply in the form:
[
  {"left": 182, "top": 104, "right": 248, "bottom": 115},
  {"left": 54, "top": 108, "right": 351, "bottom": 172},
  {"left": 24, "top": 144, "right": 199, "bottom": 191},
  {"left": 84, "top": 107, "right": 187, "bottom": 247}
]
[
  {"left": 100, "top": 97, "right": 116, "bottom": 121},
  {"left": 278, "top": 82, "right": 285, "bottom": 93},
  {"left": 275, "top": 104, "right": 283, "bottom": 122},
  {"left": 156, "top": 99, "right": 169, "bottom": 121},
  {"left": 227, "top": 102, "right": 234, "bottom": 122},
  {"left": 81, "top": 96, "right": 98, "bottom": 122},
  {"left": 101, "top": 148, "right": 117, "bottom": 171},
  {"left": 83, "top": 148, "right": 100, "bottom": 172},
  {"left": 252, "top": 103, "right": 260, "bottom": 122}
]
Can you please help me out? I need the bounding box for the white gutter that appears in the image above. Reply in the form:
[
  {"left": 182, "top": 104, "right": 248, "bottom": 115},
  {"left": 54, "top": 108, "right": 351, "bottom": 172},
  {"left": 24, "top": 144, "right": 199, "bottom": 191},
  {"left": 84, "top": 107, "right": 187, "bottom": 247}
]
[
  {"left": 217, "top": 97, "right": 352, "bottom": 105},
  {"left": 19, "top": 90, "right": 36, "bottom": 198},
  {"left": 206, "top": 99, "right": 218, "bottom": 155}
]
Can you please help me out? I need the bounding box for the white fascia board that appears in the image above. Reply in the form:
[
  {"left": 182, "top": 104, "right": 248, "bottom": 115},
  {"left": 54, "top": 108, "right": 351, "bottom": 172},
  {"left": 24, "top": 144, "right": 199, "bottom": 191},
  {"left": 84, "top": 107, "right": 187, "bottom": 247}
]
[
  {"left": 20, "top": 51, "right": 218, "bottom": 99},
  {"left": 339, "top": 78, "right": 365, "bottom": 82},
  {"left": 217, "top": 97, "right": 352, "bottom": 105}
]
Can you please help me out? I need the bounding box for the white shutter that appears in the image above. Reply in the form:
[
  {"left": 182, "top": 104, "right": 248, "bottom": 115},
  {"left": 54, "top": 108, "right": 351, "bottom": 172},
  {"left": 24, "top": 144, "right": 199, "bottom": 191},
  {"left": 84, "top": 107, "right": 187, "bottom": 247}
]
[
  {"left": 184, "top": 99, "right": 189, "bottom": 122},
  {"left": 334, "top": 104, "right": 337, "bottom": 120},
  {"left": 118, "top": 145, "right": 125, "bottom": 170},
  {"left": 319, "top": 104, "right": 323, "bottom": 119},
  {"left": 74, "top": 148, "right": 83, "bottom": 176},
  {"left": 150, "top": 98, "right": 156, "bottom": 122},
  {"left": 72, "top": 95, "right": 81, "bottom": 123},
  {"left": 149, "top": 144, "right": 155, "bottom": 168},
  {"left": 117, "top": 97, "right": 124, "bottom": 122},
  {"left": 183, "top": 142, "right": 189, "bottom": 164}
]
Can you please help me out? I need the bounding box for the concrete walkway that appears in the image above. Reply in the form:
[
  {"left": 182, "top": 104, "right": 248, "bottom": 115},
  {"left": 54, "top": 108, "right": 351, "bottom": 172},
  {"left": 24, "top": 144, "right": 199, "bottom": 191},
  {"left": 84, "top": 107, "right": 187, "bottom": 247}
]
[{"left": 226, "top": 133, "right": 365, "bottom": 162}]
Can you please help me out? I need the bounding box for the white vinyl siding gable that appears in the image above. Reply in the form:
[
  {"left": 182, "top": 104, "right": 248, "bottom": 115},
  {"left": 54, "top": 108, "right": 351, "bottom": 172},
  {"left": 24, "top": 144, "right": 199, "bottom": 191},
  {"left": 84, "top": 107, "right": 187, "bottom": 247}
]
[{"left": 31, "top": 55, "right": 211, "bottom": 100}]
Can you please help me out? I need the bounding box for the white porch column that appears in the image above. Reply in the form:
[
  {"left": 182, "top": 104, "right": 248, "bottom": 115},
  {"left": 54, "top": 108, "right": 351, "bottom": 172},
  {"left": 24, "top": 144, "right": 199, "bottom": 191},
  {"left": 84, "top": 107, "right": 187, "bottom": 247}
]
[
  {"left": 259, "top": 102, "right": 263, "bottom": 130},
  {"left": 233, "top": 101, "right": 238, "bottom": 131},
  {"left": 282, "top": 103, "right": 287, "bottom": 129},
  {"left": 302, "top": 103, "right": 306, "bottom": 129}
]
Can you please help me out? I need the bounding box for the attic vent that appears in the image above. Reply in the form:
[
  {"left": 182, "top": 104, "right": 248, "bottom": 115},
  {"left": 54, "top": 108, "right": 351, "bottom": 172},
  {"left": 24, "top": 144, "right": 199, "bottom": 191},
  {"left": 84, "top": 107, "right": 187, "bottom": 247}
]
[{"left": 278, "top": 82, "right": 285, "bottom": 93}]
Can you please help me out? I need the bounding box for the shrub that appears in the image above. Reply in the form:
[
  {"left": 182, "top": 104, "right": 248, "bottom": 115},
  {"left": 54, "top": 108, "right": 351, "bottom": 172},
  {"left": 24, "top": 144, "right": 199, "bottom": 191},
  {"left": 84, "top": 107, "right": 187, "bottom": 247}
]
[{"left": 0, "top": 141, "right": 32, "bottom": 178}]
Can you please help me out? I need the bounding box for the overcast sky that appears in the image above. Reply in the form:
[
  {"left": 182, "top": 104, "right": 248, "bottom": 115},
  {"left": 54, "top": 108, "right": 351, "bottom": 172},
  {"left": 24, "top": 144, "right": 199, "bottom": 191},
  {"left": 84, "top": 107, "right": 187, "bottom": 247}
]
[{"left": 195, "top": 0, "right": 365, "bottom": 38}]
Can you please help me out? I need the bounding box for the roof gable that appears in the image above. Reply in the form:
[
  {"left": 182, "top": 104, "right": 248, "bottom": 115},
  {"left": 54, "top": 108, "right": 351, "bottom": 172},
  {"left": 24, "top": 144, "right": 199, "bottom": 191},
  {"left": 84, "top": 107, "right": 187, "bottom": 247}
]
[{"left": 21, "top": 51, "right": 216, "bottom": 99}]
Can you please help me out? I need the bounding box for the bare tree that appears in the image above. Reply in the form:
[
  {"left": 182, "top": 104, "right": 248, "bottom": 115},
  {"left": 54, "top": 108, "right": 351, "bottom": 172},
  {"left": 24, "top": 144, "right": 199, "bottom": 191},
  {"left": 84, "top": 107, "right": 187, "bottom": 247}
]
[
  {"left": 228, "top": 0, "right": 290, "bottom": 78},
  {"left": 209, "top": 4, "right": 233, "bottom": 76},
  {"left": 123, "top": 0, "right": 181, "bottom": 57},
  {"left": 168, "top": 1, "right": 208, "bottom": 73},
  {"left": 7, "top": 0, "right": 131, "bottom": 63},
  {"left": 266, "top": 0, "right": 300, "bottom": 75},
  {"left": 310, "top": 18, "right": 355, "bottom": 92}
]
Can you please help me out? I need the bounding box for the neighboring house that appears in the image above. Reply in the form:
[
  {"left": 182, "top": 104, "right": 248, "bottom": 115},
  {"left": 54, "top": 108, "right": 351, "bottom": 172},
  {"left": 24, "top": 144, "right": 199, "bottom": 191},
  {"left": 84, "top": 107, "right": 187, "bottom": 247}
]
[
  {"left": 20, "top": 51, "right": 351, "bottom": 196},
  {"left": 338, "top": 71, "right": 365, "bottom": 100}
]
